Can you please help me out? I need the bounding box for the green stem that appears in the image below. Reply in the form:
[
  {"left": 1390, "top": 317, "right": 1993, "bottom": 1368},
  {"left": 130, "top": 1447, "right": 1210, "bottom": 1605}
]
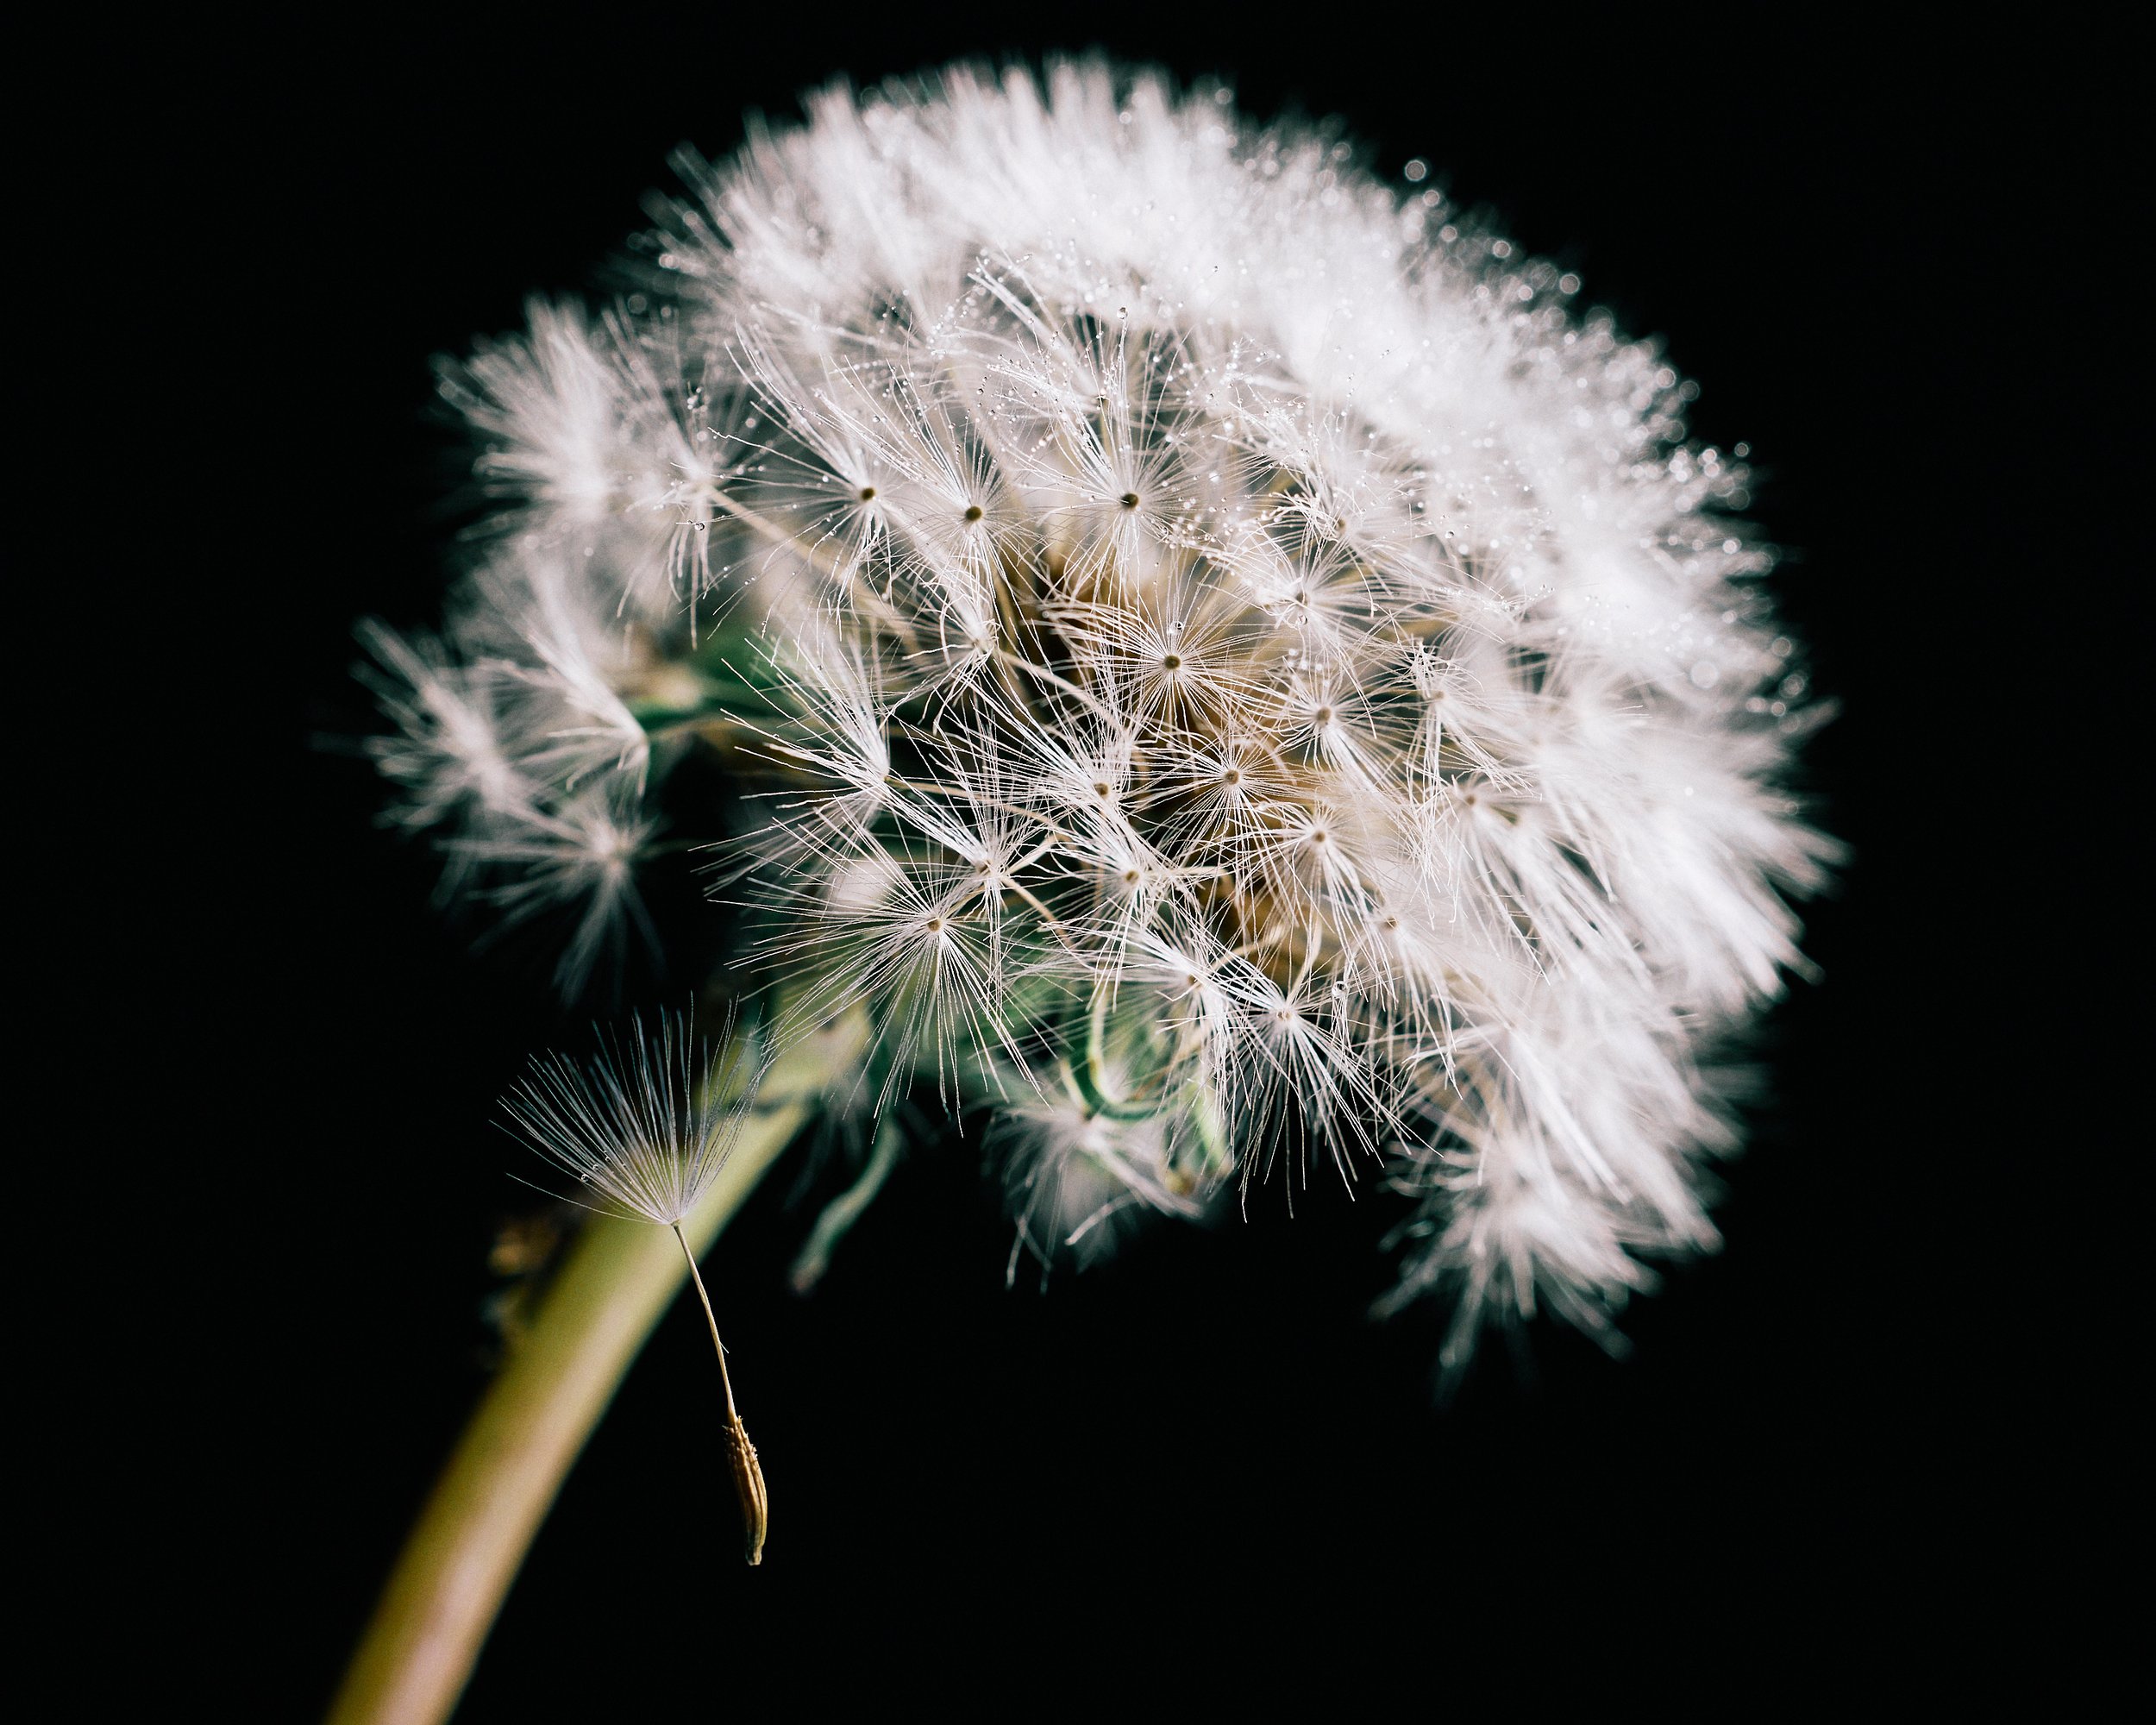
[
  {"left": 787, "top": 1115, "right": 904, "bottom": 1294},
  {"left": 324, "top": 1026, "right": 849, "bottom": 1725}
]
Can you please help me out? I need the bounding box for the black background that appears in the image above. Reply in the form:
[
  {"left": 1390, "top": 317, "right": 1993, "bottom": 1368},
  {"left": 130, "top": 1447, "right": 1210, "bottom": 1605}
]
[{"left": 108, "top": 9, "right": 2122, "bottom": 1712}]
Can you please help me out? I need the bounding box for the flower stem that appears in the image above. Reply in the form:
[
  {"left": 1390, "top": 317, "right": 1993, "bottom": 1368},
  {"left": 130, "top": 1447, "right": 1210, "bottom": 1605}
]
[{"left": 324, "top": 1025, "right": 849, "bottom": 1725}]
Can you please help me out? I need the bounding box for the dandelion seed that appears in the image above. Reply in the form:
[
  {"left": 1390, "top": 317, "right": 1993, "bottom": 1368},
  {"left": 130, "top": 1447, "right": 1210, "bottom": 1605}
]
[{"left": 502, "top": 1010, "right": 773, "bottom": 1563}]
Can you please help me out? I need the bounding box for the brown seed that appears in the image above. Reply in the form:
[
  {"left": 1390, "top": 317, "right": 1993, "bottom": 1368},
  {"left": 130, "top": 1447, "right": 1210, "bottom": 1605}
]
[{"left": 724, "top": 1414, "right": 768, "bottom": 1565}]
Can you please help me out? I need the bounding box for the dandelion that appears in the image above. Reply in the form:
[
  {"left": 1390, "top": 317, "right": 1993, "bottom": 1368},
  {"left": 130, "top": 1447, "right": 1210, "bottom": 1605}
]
[
  {"left": 339, "top": 60, "right": 1838, "bottom": 1725},
  {"left": 367, "top": 58, "right": 1834, "bottom": 1360},
  {"left": 503, "top": 1010, "right": 773, "bottom": 1563}
]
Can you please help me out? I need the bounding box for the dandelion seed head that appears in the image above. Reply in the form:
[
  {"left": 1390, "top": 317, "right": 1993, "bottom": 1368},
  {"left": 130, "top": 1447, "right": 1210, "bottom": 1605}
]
[{"left": 376, "top": 60, "right": 1836, "bottom": 1364}]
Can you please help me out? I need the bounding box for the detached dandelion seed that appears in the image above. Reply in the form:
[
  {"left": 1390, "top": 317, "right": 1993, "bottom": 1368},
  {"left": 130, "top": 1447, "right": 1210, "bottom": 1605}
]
[{"left": 502, "top": 1009, "right": 772, "bottom": 1564}]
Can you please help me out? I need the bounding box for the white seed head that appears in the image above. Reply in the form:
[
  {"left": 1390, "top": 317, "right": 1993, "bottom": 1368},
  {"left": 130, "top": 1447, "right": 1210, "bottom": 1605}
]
[{"left": 378, "top": 61, "right": 1837, "bottom": 1365}]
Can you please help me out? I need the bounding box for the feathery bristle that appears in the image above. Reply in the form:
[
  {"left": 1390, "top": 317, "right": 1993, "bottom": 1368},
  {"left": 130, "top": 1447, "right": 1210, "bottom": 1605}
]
[{"left": 501, "top": 1009, "right": 761, "bottom": 1226}]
